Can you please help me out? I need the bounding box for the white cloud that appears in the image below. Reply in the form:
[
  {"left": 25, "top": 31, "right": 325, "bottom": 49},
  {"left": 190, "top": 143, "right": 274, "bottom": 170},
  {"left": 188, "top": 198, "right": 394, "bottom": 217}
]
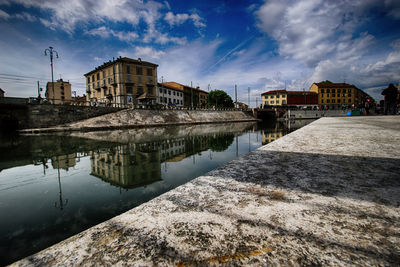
[
  {"left": 14, "top": 11, "right": 36, "bottom": 22},
  {"left": 119, "top": 46, "right": 166, "bottom": 61},
  {"left": 165, "top": 11, "right": 206, "bottom": 28},
  {"left": 0, "top": 9, "right": 10, "bottom": 20},
  {"left": 86, "top": 26, "right": 138, "bottom": 42},
  {"left": 255, "top": 0, "right": 400, "bottom": 100}
]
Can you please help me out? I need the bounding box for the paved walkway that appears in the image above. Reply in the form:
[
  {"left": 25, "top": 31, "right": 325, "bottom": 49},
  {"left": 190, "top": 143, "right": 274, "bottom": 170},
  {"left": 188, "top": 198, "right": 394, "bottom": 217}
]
[{"left": 12, "top": 116, "right": 400, "bottom": 266}]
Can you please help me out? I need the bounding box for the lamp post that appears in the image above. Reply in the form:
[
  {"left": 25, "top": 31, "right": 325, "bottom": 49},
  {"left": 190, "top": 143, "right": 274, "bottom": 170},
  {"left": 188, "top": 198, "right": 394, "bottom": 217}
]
[{"left": 44, "top": 46, "right": 59, "bottom": 104}]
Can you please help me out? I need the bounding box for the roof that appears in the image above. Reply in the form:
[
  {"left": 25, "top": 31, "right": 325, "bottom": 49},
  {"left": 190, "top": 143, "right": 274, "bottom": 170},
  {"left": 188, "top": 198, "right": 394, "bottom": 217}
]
[
  {"left": 158, "top": 82, "right": 184, "bottom": 91},
  {"left": 314, "top": 82, "right": 357, "bottom": 88},
  {"left": 0, "top": 88, "right": 4, "bottom": 93},
  {"left": 137, "top": 92, "right": 156, "bottom": 99},
  {"left": 261, "top": 89, "right": 287, "bottom": 95},
  {"left": 262, "top": 89, "right": 317, "bottom": 96},
  {"left": 85, "top": 57, "right": 158, "bottom": 76}
]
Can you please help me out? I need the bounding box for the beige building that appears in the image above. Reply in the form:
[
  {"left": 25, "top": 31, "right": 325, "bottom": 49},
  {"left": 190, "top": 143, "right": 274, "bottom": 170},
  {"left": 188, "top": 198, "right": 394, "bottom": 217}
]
[
  {"left": 45, "top": 79, "right": 72, "bottom": 104},
  {"left": 85, "top": 57, "right": 158, "bottom": 106},
  {"left": 309, "top": 82, "right": 372, "bottom": 107}
]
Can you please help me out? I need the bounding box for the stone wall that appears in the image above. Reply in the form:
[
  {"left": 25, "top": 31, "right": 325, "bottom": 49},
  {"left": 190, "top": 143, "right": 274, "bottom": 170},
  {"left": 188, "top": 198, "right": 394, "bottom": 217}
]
[{"left": 0, "top": 103, "right": 122, "bottom": 131}]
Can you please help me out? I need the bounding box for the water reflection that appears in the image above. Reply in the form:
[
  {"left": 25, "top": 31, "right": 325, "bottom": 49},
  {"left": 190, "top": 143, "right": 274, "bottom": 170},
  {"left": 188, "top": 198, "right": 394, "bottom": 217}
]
[{"left": 0, "top": 121, "right": 313, "bottom": 265}]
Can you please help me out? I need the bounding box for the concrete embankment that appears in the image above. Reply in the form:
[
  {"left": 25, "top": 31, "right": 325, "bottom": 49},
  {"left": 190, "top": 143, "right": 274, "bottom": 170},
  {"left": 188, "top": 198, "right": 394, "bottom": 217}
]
[
  {"left": 12, "top": 116, "right": 400, "bottom": 266},
  {"left": 19, "top": 109, "right": 257, "bottom": 134}
]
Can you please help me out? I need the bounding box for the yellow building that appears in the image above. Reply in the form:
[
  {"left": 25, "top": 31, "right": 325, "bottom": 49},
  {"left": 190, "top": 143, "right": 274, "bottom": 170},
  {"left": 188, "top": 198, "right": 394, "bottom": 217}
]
[
  {"left": 85, "top": 57, "right": 158, "bottom": 106},
  {"left": 90, "top": 144, "right": 161, "bottom": 189},
  {"left": 309, "top": 82, "right": 372, "bottom": 107},
  {"left": 45, "top": 79, "right": 72, "bottom": 104}
]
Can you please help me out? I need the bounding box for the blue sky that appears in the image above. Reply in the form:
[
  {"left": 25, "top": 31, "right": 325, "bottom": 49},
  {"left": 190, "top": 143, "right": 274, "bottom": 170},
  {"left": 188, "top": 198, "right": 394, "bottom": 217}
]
[{"left": 0, "top": 0, "right": 399, "bottom": 105}]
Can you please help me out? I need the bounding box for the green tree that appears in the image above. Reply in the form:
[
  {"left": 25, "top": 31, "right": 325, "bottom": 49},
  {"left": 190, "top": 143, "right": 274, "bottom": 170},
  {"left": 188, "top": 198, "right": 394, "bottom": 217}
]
[
  {"left": 320, "top": 80, "right": 332, "bottom": 83},
  {"left": 206, "top": 90, "right": 234, "bottom": 108}
]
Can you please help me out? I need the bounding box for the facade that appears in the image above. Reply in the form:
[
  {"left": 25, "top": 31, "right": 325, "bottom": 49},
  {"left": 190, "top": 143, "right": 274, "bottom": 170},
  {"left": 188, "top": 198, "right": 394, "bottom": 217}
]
[
  {"left": 162, "top": 82, "right": 208, "bottom": 108},
  {"left": 0, "top": 88, "right": 4, "bottom": 97},
  {"left": 157, "top": 82, "right": 184, "bottom": 107},
  {"left": 261, "top": 90, "right": 318, "bottom": 107},
  {"left": 234, "top": 102, "right": 248, "bottom": 109},
  {"left": 309, "top": 82, "right": 371, "bottom": 108},
  {"left": 45, "top": 79, "right": 72, "bottom": 104},
  {"left": 85, "top": 57, "right": 158, "bottom": 106}
]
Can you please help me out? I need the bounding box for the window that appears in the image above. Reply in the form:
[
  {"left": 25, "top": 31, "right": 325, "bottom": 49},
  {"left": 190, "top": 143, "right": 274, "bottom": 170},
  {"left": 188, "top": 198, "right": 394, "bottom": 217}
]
[
  {"left": 332, "top": 93, "right": 336, "bottom": 97},
  {"left": 348, "top": 88, "right": 352, "bottom": 93},
  {"left": 332, "top": 89, "right": 335, "bottom": 93},
  {"left": 126, "top": 87, "right": 132, "bottom": 94},
  {"left": 160, "top": 97, "right": 163, "bottom": 102},
  {"left": 321, "top": 89, "right": 324, "bottom": 93},
  {"left": 321, "top": 94, "right": 324, "bottom": 98},
  {"left": 136, "top": 67, "right": 142, "bottom": 75},
  {"left": 271, "top": 95, "right": 275, "bottom": 98},
  {"left": 88, "top": 84, "right": 91, "bottom": 90},
  {"left": 87, "top": 77, "right": 90, "bottom": 83},
  {"left": 326, "top": 89, "right": 330, "bottom": 93},
  {"left": 348, "top": 99, "right": 351, "bottom": 103},
  {"left": 159, "top": 88, "right": 162, "bottom": 93},
  {"left": 97, "top": 73, "right": 100, "bottom": 80},
  {"left": 138, "top": 76, "right": 142, "bottom": 83},
  {"left": 137, "top": 86, "right": 143, "bottom": 94},
  {"left": 103, "top": 71, "right": 106, "bottom": 78},
  {"left": 92, "top": 75, "right": 95, "bottom": 82},
  {"left": 169, "top": 98, "right": 171, "bottom": 103},
  {"left": 127, "top": 66, "right": 131, "bottom": 74},
  {"left": 173, "top": 91, "right": 176, "bottom": 96},
  {"left": 270, "top": 101, "right": 274, "bottom": 104},
  {"left": 321, "top": 99, "right": 324, "bottom": 103},
  {"left": 327, "top": 99, "right": 330, "bottom": 103},
  {"left": 337, "top": 89, "right": 341, "bottom": 93},
  {"left": 168, "top": 90, "right": 171, "bottom": 95},
  {"left": 180, "top": 100, "right": 183, "bottom": 104},
  {"left": 147, "top": 68, "right": 152, "bottom": 76},
  {"left": 337, "top": 99, "right": 341, "bottom": 103},
  {"left": 148, "top": 87, "right": 153, "bottom": 95},
  {"left": 164, "top": 97, "right": 167, "bottom": 103},
  {"left": 348, "top": 93, "right": 351, "bottom": 97},
  {"left": 332, "top": 99, "right": 335, "bottom": 103}
]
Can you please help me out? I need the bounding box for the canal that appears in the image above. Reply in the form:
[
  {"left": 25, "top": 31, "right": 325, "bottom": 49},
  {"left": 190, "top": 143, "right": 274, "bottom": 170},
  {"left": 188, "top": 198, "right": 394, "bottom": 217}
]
[{"left": 0, "top": 120, "right": 313, "bottom": 265}]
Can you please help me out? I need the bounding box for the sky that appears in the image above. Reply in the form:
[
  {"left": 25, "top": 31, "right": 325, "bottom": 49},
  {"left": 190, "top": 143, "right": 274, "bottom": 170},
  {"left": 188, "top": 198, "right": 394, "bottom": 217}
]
[{"left": 0, "top": 0, "right": 399, "bottom": 105}]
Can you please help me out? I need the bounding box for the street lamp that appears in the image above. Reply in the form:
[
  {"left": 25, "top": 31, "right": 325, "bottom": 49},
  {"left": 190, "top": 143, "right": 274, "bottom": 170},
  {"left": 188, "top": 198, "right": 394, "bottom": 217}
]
[{"left": 44, "top": 46, "right": 59, "bottom": 104}]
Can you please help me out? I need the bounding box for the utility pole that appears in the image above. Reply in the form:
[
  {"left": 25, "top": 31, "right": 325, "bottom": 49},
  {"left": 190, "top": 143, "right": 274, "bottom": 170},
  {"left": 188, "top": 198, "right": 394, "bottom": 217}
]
[
  {"left": 44, "top": 46, "right": 58, "bottom": 104},
  {"left": 190, "top": 81, "right": 193, "bottom": 108},
  {"left": 248, "top": 87, "right": 250, "bottom": 108},
  {"left": 208, "top": 84, "right": 210, "bottom": 92},
  {"left": 235, "top": 84, "right": 237, "bottom": 107},
  {"left": 37, "top": 81, "right": 42, "bottom": 99},
  {"left": 256, "top": 97, "right": 258, "bottom": 107}
]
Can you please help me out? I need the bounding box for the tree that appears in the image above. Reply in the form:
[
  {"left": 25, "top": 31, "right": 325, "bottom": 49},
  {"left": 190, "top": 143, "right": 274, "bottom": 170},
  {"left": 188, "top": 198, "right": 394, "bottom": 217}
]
[
  {"left": 320, "top": 80, "right": 332, "bottom": 83},
  {"left": 206, "top": 90, "right": 234, "bottom": 108}
]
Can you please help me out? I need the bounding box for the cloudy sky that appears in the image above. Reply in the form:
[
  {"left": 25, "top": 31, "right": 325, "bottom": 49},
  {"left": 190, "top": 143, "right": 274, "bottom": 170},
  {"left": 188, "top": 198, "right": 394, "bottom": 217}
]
[{"left": 0, "top": 0, "right": 399, "bottom": 105}]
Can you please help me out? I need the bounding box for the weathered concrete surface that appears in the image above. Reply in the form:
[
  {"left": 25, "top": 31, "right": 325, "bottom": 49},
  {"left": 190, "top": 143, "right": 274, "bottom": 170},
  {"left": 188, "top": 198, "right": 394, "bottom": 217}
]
[
  {"left": 19, "top": 109, "right": 257, "bottom": 134},
  {"left": 12, "top": 116, "right": 400, "bottom": 266}
]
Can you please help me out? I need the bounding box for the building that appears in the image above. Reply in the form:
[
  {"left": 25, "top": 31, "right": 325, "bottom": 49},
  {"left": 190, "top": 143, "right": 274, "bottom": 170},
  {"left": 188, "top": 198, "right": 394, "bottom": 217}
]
[
  {"left": 72, "top": 95, "right": 87, "bottom": 106},
  {"left": 0, "top": 88, "right": 4, "bottom": 97},
  {"left": 234, "top": 102, "right": 248, "bottom": 109},
  {"left": 309, "top": 82, "right": 372, "bottom": 108},
  {"left": 157, "top": 82, "right": 184, "bottom": 107},
  {"left": 261, "top": 90, "right": 318, "bottom": 107},
  {"left": 85, "top": 57, "right": 158, "bottom": 106},
  {"left": 45, "top": 79, "right": 72, "bottom": 104},
  {"left": 162, "top": 82, "right": 208, "bottom": 108}
]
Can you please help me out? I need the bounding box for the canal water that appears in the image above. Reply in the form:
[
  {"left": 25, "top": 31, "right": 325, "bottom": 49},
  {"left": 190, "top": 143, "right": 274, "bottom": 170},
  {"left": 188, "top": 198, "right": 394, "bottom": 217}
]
[{"left": 0, "top": 120, "right": 313, "bottom": 265}]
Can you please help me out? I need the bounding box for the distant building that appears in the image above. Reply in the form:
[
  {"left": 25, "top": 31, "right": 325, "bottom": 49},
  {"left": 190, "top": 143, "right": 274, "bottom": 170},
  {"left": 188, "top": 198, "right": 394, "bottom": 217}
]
[
  {"left": 85, "top": 57, "right": 158, "bottom": 106},
  {"left": 234, "top": 102, "right": 248, "bottom": 109},
  {"left": 261, "top": 90, "right": 318, "bottom": 107},
  {"left": 162, "top": 82, "right": 208, "bottom": 108},
  {"left": 309, "top": 82, "right": 372, "bottom": 108},
  {"left": 72, "top": 95, "right": 87, "bottom": 106},
  {"left": 157, "top": 82, "right": 184, "bottom": 107},
  {"left": 0, "top": 88, "right": 4, "bottom": 97},
  {"left": 45, "top": 79, "right": 72, "bottom": 104}
]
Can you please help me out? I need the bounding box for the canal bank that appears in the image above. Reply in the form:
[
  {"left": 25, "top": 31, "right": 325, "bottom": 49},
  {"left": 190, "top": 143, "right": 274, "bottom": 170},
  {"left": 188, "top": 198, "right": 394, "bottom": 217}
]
[
  {"left": 12, "top": 116, "right": 400, "bottom": 266},
  {"left": 19, "top": 109, "right": 258, "bottom": 134}
]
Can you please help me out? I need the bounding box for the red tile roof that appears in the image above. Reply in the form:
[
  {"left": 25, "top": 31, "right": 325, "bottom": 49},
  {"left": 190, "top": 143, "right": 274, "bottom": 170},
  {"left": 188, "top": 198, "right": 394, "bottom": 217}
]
[{"left": 314, "top": 82, "right": 357, "bottom": 88}]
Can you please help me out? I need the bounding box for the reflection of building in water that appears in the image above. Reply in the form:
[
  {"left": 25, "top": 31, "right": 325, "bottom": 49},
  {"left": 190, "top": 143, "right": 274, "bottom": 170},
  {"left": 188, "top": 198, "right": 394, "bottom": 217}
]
[
  {"left": 160, "top": 138, "right": 186, "bottom": 162},
  {"left": 90, "top": 145, "right": 161, "bottom": 189},
  {"left": 51, "top": 154, "right": 76, "bottom": 170},
  {"left": 262, "top": 130, "right": 286, "bottom": 145}
]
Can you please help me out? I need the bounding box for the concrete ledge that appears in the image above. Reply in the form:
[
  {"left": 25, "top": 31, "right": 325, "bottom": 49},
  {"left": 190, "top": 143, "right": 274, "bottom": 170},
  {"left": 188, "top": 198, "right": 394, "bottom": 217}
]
[{"left": 12, "top": 116, "right": 400, "bottom": 266}]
